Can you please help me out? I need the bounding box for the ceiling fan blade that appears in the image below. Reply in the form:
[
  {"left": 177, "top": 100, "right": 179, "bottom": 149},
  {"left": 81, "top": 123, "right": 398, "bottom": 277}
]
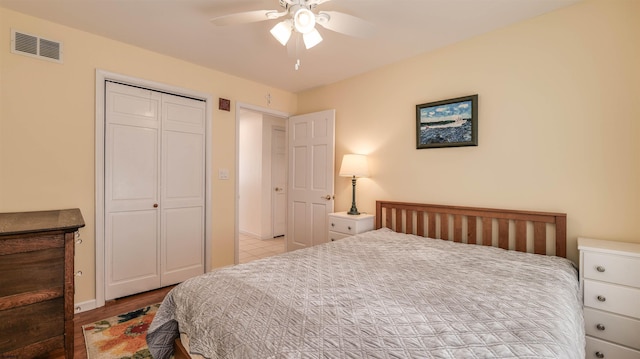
[
  {"left": 316, "top": 11, "right": 375, "bottom": 38},
  {"left": 211, "top": 10, "right": 283, "bottom": 26}
]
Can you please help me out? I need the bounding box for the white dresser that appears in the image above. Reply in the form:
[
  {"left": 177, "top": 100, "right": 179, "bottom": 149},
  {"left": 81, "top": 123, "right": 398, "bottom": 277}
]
[
  {"left": 328, "top": 212, "right": 374, "bottom": 242},
  {"left": 578, "top": 237, "right": 640, "bottom": 359}
]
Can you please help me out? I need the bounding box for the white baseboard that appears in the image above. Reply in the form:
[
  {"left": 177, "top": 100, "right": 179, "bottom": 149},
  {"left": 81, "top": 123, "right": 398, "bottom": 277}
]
[{"left": 74, "top": 298, "right": 98, "bottom": 313}]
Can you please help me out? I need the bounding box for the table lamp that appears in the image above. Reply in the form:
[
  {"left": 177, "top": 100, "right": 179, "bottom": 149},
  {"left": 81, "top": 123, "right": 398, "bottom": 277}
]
[{"left": 339, "top": 154, "right": 369, "bottom": 215}]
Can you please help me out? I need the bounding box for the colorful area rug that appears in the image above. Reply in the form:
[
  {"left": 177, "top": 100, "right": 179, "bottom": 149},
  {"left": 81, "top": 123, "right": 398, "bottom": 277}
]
[{"left": 83, "top": 303, "right": 161, "bottom": 359}]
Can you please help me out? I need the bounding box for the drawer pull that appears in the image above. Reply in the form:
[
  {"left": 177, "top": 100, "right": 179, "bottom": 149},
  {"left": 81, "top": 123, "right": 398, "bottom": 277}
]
[
  {"left": 596, "top": 323, "right": 605, "bottom": 331},
  {"left": 75, "top": 270, "right": 83, "bottom": 277},
  {"left": 75, "top": 238, "right": 83, "bottom": 245},
  {"left": 596, "top": 295, "right": 606, "bottom": 302},
  {"left": 595, "top": 351, "right": 604, "bottom": 359},
  {"left": 596, "top": 266, "right": 606, "bottom": 273}
]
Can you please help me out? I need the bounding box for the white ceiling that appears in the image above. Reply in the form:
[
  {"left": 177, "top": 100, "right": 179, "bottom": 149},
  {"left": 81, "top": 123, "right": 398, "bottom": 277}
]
[{"left": 1, "top": 0, "right": 580, "bottom": 93}]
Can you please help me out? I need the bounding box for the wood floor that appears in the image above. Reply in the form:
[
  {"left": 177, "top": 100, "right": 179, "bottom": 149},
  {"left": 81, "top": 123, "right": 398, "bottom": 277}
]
[
  {"left": 43, "top": 237, "right": 281, "bottom": 358},
  {"left": 48, "top": 285, "right": 174, "bottom": 359}
]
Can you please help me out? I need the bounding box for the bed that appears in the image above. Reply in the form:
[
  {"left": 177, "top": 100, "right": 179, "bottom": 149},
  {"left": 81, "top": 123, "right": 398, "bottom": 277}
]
[{"left": 147, "top": 201, "right": 584, "bottom": 358}]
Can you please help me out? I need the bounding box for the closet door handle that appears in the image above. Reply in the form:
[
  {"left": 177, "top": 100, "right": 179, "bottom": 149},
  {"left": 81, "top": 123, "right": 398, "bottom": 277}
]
[{"left": 153, "top": 203, "right": 159, "bottom": 208}]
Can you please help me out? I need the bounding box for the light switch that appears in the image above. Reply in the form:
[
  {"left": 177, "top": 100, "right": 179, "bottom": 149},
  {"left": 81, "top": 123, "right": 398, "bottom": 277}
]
[{"left": 218, "top": 168, "right": 229, "bottom": 180}]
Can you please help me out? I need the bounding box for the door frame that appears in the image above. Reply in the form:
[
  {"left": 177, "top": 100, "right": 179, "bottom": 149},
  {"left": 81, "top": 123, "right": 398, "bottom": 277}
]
[
  {"left": 235, "top": 102, "right": 289, "bottom": 264},
  {"left": 95, "top": 69, "right": 214, "bottom": 309}
]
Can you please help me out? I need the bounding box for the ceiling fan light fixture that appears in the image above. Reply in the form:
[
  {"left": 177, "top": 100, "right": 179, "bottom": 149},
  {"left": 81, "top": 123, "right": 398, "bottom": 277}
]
[
  {"left": 303, "top": 28, "right": 323, "bottom": 49},
  {"left": 270, "top": 20, "right": 292, "bottom": 46},
  {"left": 294, "top": 8, "right": 316, "bottom": 34}
]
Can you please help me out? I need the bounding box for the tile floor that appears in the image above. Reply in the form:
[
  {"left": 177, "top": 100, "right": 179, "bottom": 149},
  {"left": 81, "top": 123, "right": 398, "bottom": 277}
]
[{"left": 239, "top": 233, "right": 286, "bottom": 264}]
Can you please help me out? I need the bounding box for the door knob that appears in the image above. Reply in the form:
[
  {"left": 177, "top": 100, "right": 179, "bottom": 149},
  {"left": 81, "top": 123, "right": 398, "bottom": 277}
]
[
  {"left": 321, "top": 195, "right": 333, "bottom": 200},
  {"left": 275, "top": 187, "right": 283, "bottom": 192},
  {"left": 153, "top": 203, "right": 158, "bottom": 208}
]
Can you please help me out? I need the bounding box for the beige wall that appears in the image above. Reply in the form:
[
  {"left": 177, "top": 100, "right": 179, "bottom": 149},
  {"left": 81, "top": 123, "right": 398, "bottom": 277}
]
[
  {"left": 1, "top": 0, "right": 638, "bottom": 304},
  {"left": 0, "top": 8, "right": 297, "bottom": 303},
  {"left": 298, "top": 0, "right": 640, "bottom": 263}
]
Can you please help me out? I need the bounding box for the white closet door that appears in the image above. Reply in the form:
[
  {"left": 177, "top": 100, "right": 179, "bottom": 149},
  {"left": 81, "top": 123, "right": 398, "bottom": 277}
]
[
  {"left": 105, "top": 82, "right": 161, "bottom": 300},
  {"left": 105, "top": 82, "right": 206, "bottom": 300},
  {"left": 160, "top": 93, "right": 205, "bottom": 286}
]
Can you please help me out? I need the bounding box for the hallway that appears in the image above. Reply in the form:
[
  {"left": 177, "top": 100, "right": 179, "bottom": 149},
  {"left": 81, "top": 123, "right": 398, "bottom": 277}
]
[{"left": 238, "top": 234, "right": 285, "bottom": 264}]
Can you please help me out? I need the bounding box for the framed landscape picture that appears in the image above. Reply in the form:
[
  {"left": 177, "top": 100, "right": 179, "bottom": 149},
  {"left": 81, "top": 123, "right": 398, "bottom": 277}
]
[{"left": 416, "top": 94, "right": 478, "bottom": 149}]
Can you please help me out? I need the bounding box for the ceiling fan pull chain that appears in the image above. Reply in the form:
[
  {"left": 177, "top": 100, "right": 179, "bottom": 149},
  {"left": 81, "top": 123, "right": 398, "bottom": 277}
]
[{"left": 295, "top": 59, "right": 301, "bottom": 70}]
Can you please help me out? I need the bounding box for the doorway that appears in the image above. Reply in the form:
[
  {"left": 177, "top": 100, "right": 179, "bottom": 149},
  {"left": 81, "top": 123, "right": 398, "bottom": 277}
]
[{"left": 236, "top": 105, "right": 289, "bottom": 264}]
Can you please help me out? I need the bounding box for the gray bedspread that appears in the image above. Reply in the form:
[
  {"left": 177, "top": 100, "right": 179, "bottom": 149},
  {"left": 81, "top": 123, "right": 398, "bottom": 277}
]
[{"left": 148, "top": 228, "right": 584, "bottom": 358}]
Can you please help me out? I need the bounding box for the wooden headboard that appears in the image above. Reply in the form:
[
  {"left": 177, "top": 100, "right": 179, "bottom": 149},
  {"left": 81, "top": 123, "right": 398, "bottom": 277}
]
[{"left": 375, "top": 201, "right": 567, "bottom": 257}]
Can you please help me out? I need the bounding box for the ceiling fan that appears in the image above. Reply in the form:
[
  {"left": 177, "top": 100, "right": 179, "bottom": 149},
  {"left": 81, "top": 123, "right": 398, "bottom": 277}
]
[{"left": 211, "top": 0, "right": 375, "bottom": 50}]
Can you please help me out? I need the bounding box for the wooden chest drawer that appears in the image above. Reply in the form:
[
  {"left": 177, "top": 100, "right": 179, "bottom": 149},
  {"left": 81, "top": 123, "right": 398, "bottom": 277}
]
[
  {"left": 583, "top": 251, "right": 640, "bottom": 288},
  {"left": 584, "top": 280, "right": 640, "bottom": 318},
  {"left": 586, "top": 337, "right": 640, "bottom": 359},
  {"left": 0, "top": 298, "right": 65, "bottom": 353},
  {"left": 0, "top": 247, "right": 64, "bottom": 299},
  {"left": 585, "top": 307, "right": 640, "bottom": 350}
]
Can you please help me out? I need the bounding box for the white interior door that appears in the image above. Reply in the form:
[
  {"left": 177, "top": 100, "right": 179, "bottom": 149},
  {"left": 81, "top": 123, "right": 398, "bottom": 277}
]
[
  {"left": 105, "top": 82, "right": 161, "bottom": 300},
  {"left": 287, "top": 109, "right": 335, "bottom": 251},
  {"left": 272, "top": 126, "right": 286, "bottom": 237},
  {"left": 160, "top": 93, "right": 206, "bottom": 286}
]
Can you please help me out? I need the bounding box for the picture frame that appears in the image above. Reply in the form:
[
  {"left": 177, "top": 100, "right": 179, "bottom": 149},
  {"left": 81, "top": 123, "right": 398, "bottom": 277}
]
[{"left": 416, "top": 94, "right": 478, "bottom": 149}]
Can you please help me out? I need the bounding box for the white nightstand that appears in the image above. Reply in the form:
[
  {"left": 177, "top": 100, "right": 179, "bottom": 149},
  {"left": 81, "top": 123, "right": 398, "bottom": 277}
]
[
  {"left": 578, "top": 237, "right": 640, "bottom": 359},
  {"left": 328, "top": 212, "right": 375, "bottom": 242}
]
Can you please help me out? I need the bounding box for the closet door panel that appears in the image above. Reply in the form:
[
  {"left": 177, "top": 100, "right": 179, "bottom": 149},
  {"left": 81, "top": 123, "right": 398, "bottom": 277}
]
[
  {"left": 164, "top": 131, "right": 204, "bottom": 203},
  {"left": 161, "top": 206, "right": 204, "bottom": 286},
  {"left": 107, "top": 125, "right": 158, "bottom": 211},
  {"left": 160, "top": 94, "right": 205, "bottom": 286},
  {"left": 106, "top": 210, "right": 160, "bottom": 299},
  {"left": 105, "top": 82, "right": 162, "bottom": 300}
]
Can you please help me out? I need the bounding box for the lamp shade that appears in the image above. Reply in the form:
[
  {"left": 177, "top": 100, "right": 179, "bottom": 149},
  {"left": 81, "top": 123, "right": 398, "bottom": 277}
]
[
  {"left": 339, "top": 154, "right": 369, "bottom": 178},
  {"left": 270, "top": 20, "right": 292, "bottom": 46},
  {"left": 303, "top": 28, "right": 323, "bottom": 49}
]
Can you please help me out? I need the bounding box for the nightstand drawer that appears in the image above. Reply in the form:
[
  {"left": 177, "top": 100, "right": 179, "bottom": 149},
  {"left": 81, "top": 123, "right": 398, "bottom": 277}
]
[
  {"left": 585, "top": 307, "right": 640, "bottom": 350},
  {"left": 586, "top": 337, "right": 640, "bottom": 359},
  {"left": 584, "top": 251, "right": 640, "bottom": 288},
  {"left": 584, "top": 280, "right": 640, "bottom": 319},
  {"left": 329, "top": 216, "right": 358, "bottom": 235},
  {"left": 329, "top": 231, "right": 350, "bottom": 242}
]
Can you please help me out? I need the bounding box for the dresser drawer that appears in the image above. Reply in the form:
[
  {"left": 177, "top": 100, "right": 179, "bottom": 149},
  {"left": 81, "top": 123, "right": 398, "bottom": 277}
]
[
  {"left": 329, "top": 231, "right": 350, "bottom": 242},
  {"left": 584, "top": 280, "right": 640, "bottom": 319},
  {"left": 586, "top": 337, "right": 640, "bottom": 359},
  {"left": 584, "top": 251, "right": 640, "bottom": 288},
  {"left": 0, "top": 247, "right": 64, "bottom": 298},
  {"left": 0, "top": 298, "right": 65, "bottom": 353},
  {"left": 585, "top": 307, "right": 640, "bottom": 350}
]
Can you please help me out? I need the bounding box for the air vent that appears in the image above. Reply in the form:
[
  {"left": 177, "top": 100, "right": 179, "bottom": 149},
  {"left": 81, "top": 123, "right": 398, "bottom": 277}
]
[{"left": 11, "top": 29, "right": 63, "bottom": 63}]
